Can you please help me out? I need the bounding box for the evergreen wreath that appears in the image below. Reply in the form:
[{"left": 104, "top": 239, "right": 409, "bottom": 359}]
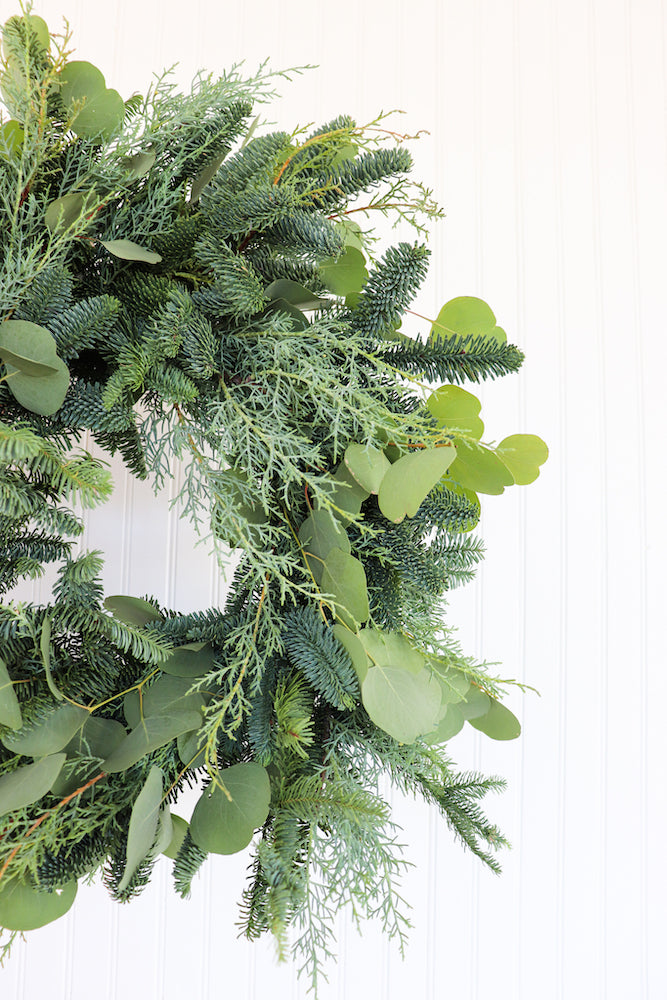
[{"left": 0, "top": 7, "right": 548, "bottom": 989}]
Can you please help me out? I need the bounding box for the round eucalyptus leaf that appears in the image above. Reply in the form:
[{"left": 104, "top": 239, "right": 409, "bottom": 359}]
[
  {"left": 98, "top": 239, "right": 162, "bottom": 264},
  {"left": 332, "top": 625, "right": 370, "bottom": 684},
  {"left": 319, "top": 246, "right": 368, "bottom": 296},
  {"left": 177, "top": 728, "right": 205, "bottom": 767},
  {"left": 0, "top": 878, "right": 77, "bottom": 932},
  {"left": 324, "top": 462, "right": 370, "bottom": 522},
  {"left": 0, "top": 319, "right": 60, "bottom": 375},
  {"left": 1, "top": 703, "right": 88, "bottom": 757},
  {"left": 343, "top": 443, "right": 391, "bottom": 494},
  {"left": 0, "top": 120, "right": 23, "bottom": 159},
  {"left": 378, "top": 445, "right": 457, "bottom": 523},
  {"left": 63, "top": 716, "right": 127, "bottom": 759},
  {"left": 161, "top": 642, "right": 216, "bottom": 678},
  {"left": 4, "top": 355, "right": 70, "bottom": 415},
  {"left": 102, "top": 711, "right": 203, "bottom": 773},
  {"left": 362, "top": 666, "right": 442, "bottom": 744},
  {"left": 320, "top": 548, "right": 369, "bottom": 628},
  {"left": 0, "top": 753, "right": 66, "bottom": 817},
  {"left": 163, "top": 813, "right": 189, "bottom": 860},
  {"left": 426, "top": 385, "right": 484, "bottom": 439},
  {"left": 118, "top": 765, "right": 164, "bottom": 893},
  {"left": 190, "top": 762, "right": 271, "bottom": 855},
  {"left": 44, "top": 192, "right": 87, "bottom": 234},
  {"left": 263, "top": 298, "right": 310, "bottom": 331},
  {"left": 430, "top": 296, "right": 506, "bottom": 344},
  {"left": 496, "top": 434, "right": 549, "bottom": 485},
  {"left": 1, "top": 15, "right": 50, "bottom": 58},
  {"left": 121, "top": 147, "right": 156, "bottom": 179},
  {"left": 457, "top": 686, "right": 491, "bottom": 721},
  {"left": 142, "top": 674, "right": 207, "bottom": 719},
  {"left": 151, "top": 806, "right": 173, "bottom": 858},
  {"left": 448, "top": 440, "right": 514, "bottom": 495},
  {"left": 334, "top": 218, "right": 364, "bottom": 250},
  {"left": 428, "top": 659, "right": 470, "bottom": 703},
  {"left": 264, "top": 279, "right": 328, "bottom": 311},
  {"left": 468, "top": 699, "right": 521, "bottom": 740},
  {"left": 423, "top": 704, "right": 465, "bottom": 745},
  {"left": 70, "top": 88, "right": 125, "bottom": 139},
  {"left": 0, "top": 656, "right": 22, "bottom": 730},
  {"left": 59, "top": 61, "right": 106, "bottom": 104},
  {"left": 299, "top": 509, "right": 350, "bottom": 583},
  {"left": 103, "top": 594, "right": 163, "bottom": 626}
]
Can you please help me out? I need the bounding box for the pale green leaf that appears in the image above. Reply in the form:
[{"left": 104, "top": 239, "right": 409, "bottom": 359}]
[
  {"left": 4, "top": 356, "right": 70, "bottom": 416},
  {"left": 98, "top": 239, "right": 162, "bottom": 264},
  {"left": 378, "top": 445, "right": 457, "bottom": 523},
  {"left": 423, "top": 704, "right": 465, "bottom": 744},
  {"left": 344, "top": 443, "right": 391, "bottom": 494},
  {"left": 0, "top": 656, "right": 22, "bottom": 730},
  {"left": 0, "top": 878, "right": 77, "bottom": 931},
  {"left": 163, "top": 814, "right": 189, "bottom": 859},
  {"left": 102, "top": 712, "right": 202, "bottom": 773},
  {"left": 319, "top": 246, "right": 368, "bottom": 296},
  {"left": 362, "top": 666, "right": 441, "bottom": 744},
  {"left": 265, "top": 279, "right": 328, "bottom": 311},
  {"left": 44, "top": 192, "right": 88, "bottom": 234},
  {"left": 298, "top": 509, "right": 350, "bottom": 583},
  {"left": 103, "top": 594, "right": 163, "bottom": 626},
  {"left": 448, "top": 440, "right": 514, "bottom": 495},
  {"left": 0, "top": 754, "right": 66, "bottom": 817},
  {"left": 1, "top": 704, "right": 88, "bottom": 757},
  {"left": 496, "top": 434, "right": 549, "bottom": 485},
  {"left": 320, "top": 548, "right": 369, "bottom": 627},
  {"left": 161, "top": 642, "right": 216, "bottom": 678},
  {"left": 118, "top": 766, "right": 164, "bottom": 892},
  {"left": 430, "top": 296, "right": 506, "bottom": 344},
  {"left": 468, "top": 699, "right": 521, "bottom": 740},
  {"left": 426, "top": 385, "right": 484, "bottom": 439},
  {"left": 0, "top": 320, "right": 59, "bottom": 377},
  {"left": 332, "top": 625, "right": 370, "bottom": 684},
  {"left": 190, "top": 762, "right": 271, "bottom": 855}
]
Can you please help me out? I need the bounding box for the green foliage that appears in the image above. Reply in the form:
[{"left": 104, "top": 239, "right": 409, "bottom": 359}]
[{"left": 0, "top": 5, "right": 547, "bottom": 990}]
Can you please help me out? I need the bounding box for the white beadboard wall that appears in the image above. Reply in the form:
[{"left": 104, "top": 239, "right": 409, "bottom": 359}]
[{"left": 2, "top": 0, "right": 666, "bottom": 997}]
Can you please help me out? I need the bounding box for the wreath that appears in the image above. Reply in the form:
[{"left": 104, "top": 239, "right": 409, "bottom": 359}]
[{"left": 0, "top": 7, "right": 547, "bottom": 988}]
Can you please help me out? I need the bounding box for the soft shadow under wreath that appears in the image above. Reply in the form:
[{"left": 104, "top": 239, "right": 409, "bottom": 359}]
[{"left": 0, "top": 7, "right": 547, "bottom": 989}]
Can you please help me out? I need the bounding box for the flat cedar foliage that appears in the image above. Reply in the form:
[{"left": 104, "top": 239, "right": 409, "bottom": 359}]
[{"left": 0, "top": 5, "right": 547, "bottom": 990}]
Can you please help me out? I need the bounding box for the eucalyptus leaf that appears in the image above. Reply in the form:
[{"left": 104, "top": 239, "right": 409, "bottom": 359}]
[
  {"left": 319, "top": 246, "right": 368, "bottom": 296},
  {"left": 264, "top": 298, "right": 310, "bottom": 330},
  {"left": 0, "top": 319, "right": 59, "bottom": 376},
  {"left": 428, "top": 659, "right": 470, "bottom": 703},
  {"left": 265, "top": 279, "right": 328, "bottom": 311},
  {"left": 118, "top": 765, "right": 164, "bottom": 892},
  {"left": 103, "top": 594, "right": 163, "bottom": 626},
  {"left": 190, "top": 762, "right": 271, "bottom": 855},
  {"left": 124, "top": 675, "right": 206, "bottom": 729},
  {"left": 298, "top": 509, "right": 350, "bottom": 583},
  {"left": 320, "top": 548, "right": 369, "bottom": 628},
  {"left": 161, "top": 642, "right": 216, "bottom": 678},
  {"left": 0, "top": 656, "right": 22, "bottom": 730},
  {"left": 0, "top": 754, "right": 66, "bottom": 817},
  {"left": 44, "top": 192, "right": 88, "bottom": 234},
  {"left": 102, "top": 711, "right": 202, "bottom": 773},
  {"left": 1, "top": 704, "right": 89, "bottom": 757},
  {"left": 121, "top": 147, "right": 156, "bottom": 179},
  {"left": 40, "top": 614, "right": 63, "bottom": 701},
  {"left": 448, "top": 440, "right": 514, "bottom": 495},
  {"left": 177, "top": 728, "right": 205, "bottom": 767},
  {"left": 332, "top": 625, "right": 369, "bottom": 684},
  {"left": 423, "top": 704, "right": 464, "bottom": 744},
  {"left": 59, "top": 61, "right": 106, "bottom": 104},
  {"left": 63, "top": 716, "right": 127, "bottom": 759},
  {"left": 430, "top": 296, "right": 506, "bottom": 344},
  {"left": 496, "top": 434, "right": 549, "bottom": 485},
  {"left": 324, "top": 462, "right": 370, "bottom": 521},
  {"left": 163, "top": 814, "right": 189, "bottom": 860},
  {"left": 378, "top": 445, "right": 457, "bottom": 523},
  {"left": 151, "top": 806, "right": 173, "bottom": 859},
  {"left": 362, "top": 666, "right": 441, "bottom": 744},
  {"left": 426, "top": 385, "right": 484, "bottom": 439},
  {"left": 343, "top": 443, "right": 391, "bottom": 494},
  {"left": 4, "top": 355, "right": 70, "bottom": 416},
  {"left": 190, "top": 152, "right": 228, "bottom": 203},
  {"left": 334, "top": 218, "right": 364, "bottom": 250},
  {"left": 457, "top": 686, "right": 492, "bottom": 721},
  {"left": 98, "top": 239, "right": 162, "bottom": 264},
  {"left": 0, "top": 120, "right": 24, "bottom": 159},
  {"left": 0, "top": 878, "right": 77, "bottom": 932},
  {"left": 468, "top": 699, "right": 521, "bottom": 740}
]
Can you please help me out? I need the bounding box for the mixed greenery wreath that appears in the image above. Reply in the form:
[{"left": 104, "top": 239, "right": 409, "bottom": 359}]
[{"left": 0, "top": 6, "right": 547, "bottom": 989}]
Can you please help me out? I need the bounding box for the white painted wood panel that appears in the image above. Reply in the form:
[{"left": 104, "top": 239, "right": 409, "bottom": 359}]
[{"left": 2, "top": 0, "right": 665, "bottom": 996}]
